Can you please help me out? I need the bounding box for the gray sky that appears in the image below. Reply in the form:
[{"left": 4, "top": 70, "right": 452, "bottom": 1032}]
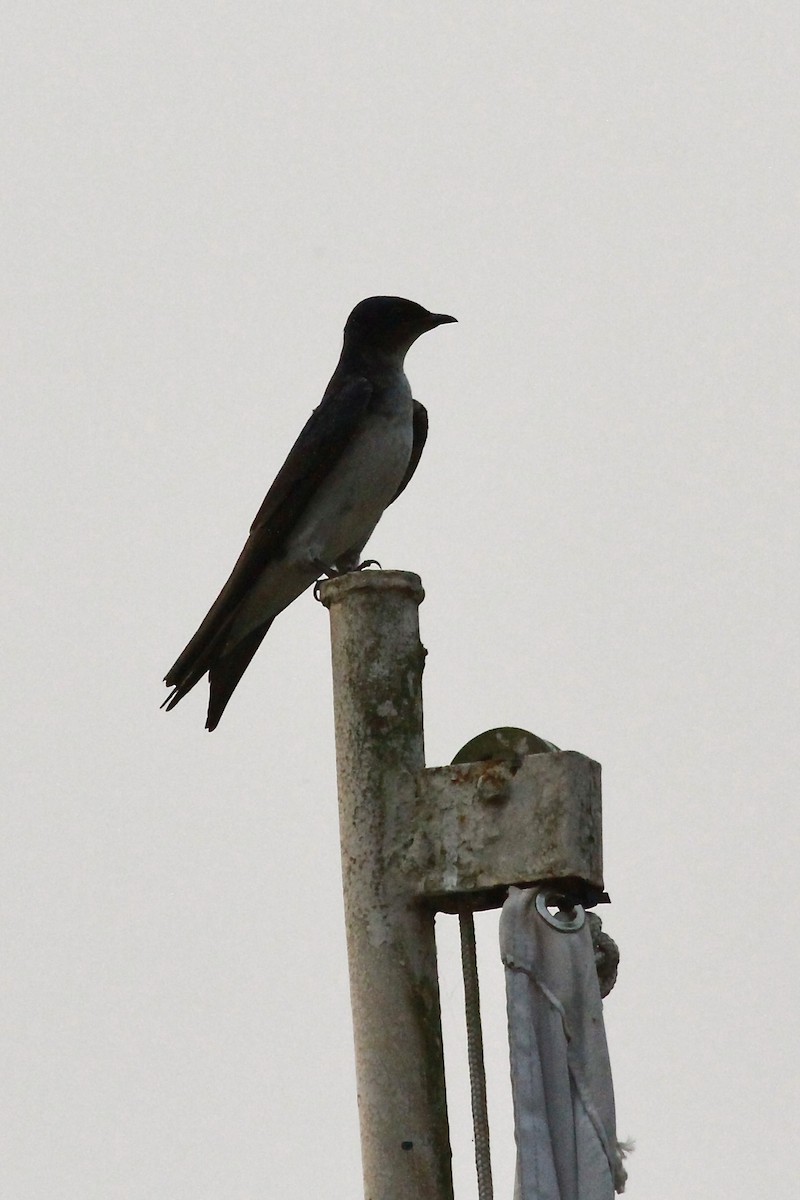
[{"left": 4, "top": 3, "right": 799, "bottom": 1196}]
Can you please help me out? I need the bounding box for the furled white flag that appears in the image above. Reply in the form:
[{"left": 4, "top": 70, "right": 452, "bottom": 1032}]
[{"left": 501, "top": 886, "right": 628, "bottom": 1199}]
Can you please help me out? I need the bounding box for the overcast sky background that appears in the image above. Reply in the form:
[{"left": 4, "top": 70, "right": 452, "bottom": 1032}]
[{"left": 4, "top": 3, "right": 799, "bottom": 1197}]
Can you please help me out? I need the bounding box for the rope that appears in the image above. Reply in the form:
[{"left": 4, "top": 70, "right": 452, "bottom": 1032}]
[
  {"left": 587, "top": 912, "right": 620, "bottom": 998},
  {"left": 459, "top": 910, "right": 494, "bottom": 1200}
]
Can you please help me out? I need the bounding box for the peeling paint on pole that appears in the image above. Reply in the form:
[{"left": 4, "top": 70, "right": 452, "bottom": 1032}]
[
  {"left": 320, "top": 571, "right": 454, "bottom": 1200},
  {"left": 407, "top": 753, "right": 604, "bottom": 906}
]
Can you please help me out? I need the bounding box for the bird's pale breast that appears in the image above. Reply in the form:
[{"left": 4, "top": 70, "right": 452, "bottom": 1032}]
[{"left": 288, "top": 381, "right": 414, "bottom": 566}]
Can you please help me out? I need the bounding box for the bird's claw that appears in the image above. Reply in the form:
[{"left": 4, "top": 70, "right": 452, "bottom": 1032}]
[
  {"left": 311, "top": 558, "right": 337, "bottom": 601},
  {"left": 313, "top": 558, "right": 382, "bottom": 601}
]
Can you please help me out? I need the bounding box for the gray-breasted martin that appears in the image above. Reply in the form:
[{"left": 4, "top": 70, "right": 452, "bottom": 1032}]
[{"left": 163, "top": 295, "right": 456, "bottom": 729}]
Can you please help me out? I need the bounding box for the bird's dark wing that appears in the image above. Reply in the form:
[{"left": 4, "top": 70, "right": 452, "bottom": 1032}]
[
  {"left": 247, "top": 374, "right": 372, "bottom": 537},
  {"left": 389, "top": 400, "right": 427, "bottom": 504},
  {"left": 164, "top": 375, "right": 372, "bottom": 692}
]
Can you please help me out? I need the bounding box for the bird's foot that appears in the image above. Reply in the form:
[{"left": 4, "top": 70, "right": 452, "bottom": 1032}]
[{"left": 312, "top": 557, "right": 382, "bottom": 601}]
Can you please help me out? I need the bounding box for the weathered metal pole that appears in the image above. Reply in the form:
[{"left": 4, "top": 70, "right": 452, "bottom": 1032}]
[{"left": 320, "top": 570, "right": 453, "bottom": 1200}]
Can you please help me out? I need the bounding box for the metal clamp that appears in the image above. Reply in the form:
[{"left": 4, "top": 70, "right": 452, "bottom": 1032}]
[{"left": 535, "top": 888, "right": 586, "bottom": 932}]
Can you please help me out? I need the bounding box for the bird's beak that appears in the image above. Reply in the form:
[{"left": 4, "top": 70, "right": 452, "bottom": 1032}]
[{"left": 429, "top": 312, "right": 457, "bottom": 327}]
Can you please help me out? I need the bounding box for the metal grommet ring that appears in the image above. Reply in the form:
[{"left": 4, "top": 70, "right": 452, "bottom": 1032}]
[{"left": 535, "top": 888, "right": 586, "bottom": 931}]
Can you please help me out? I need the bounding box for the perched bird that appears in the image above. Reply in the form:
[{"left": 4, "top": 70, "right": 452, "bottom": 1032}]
[{"left": 163, "top": 295, "right": 456, "bottom": 730}]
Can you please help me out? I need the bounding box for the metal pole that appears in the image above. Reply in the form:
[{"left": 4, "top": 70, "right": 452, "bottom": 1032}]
[{"left": 320, "top": 570, "right": 453, "bottom": 1200}]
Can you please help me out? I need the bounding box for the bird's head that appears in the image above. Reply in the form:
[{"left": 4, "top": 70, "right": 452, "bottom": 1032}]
[{"left": 343, "top": 296, "right": 457, "bottom": 360}]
